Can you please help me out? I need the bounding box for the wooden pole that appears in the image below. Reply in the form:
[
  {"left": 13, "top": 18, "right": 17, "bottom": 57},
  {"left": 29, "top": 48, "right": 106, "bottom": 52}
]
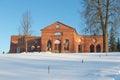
[
  {"left": 48, "top": 65, "right": 50, "bottom": 74},
  {"left": 25, "top": 39, "right": 28, "bottom": 53},
  {"left": 82, "top": 59, "right": 84, "bottom": 63}
]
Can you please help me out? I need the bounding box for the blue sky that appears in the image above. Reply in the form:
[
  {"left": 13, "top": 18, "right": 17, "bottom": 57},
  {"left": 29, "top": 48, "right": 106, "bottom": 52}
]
[{"left": 0, "top": 0, "right": 85, "bottom": 53}]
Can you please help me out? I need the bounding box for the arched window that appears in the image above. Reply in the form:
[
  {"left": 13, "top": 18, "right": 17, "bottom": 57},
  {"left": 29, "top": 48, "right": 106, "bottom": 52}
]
[
  {"left": 56, "top": 24, "right": 60, "bottom": 28},
  {"left": 90, "top": 44, "right": 94, "bottom": 52},
  {"left": 78, "top": 45, "right": 82, "bottom": 52},
  {"left": 64, "top": 39, "right": 69, "bottom": 50},
  {"left": 31, "top": 46, "right": 35, "bottom": 51},
  {"left": 54, "top": 39, "right": 61, "bottom": 53},
  {"left": 55, "top": 32, "right": 61, "bottom": 36},
  {"left": 96, "top": 44, "right": 101, "bottom": 52},
  {"left": 16, "top": 47, "right": 20, "bottom": 53},
  {"left": 47, "top": 40, "right": 52, "bottom": 51},
  {"left": 54, "top": 40, "right": 61, "bottom": 44}
]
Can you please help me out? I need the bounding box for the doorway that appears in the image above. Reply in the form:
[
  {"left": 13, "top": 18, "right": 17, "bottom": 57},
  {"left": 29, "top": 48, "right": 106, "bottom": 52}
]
[
  {"left": 54, "top": 40, "right": 61, "bottom": 53},
  {"left": 96, "top": 44, "right": 101, "bottom": 52},
  {"left": 90, "top": 44, "right": 94, "bottom": 52},
  {"left": 47, "top": 40, "right": 52, "bottom": 51},
  {"left": 78, "top": 45, "right": 82, "bottom": 53}
]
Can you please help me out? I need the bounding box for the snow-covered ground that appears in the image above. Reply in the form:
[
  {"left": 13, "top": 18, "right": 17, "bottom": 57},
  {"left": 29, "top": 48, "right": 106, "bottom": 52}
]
[{"left": 0, "top": 52, "right": 120, "bottom": 80}]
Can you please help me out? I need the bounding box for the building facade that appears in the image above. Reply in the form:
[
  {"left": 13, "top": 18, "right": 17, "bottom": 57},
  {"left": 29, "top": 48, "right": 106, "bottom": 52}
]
[
  {"left": 9, "top": 21, "right": 104, "bottom": 53},
  {"left": 10, "top": 36, "right": 41, "bottom": 53}
]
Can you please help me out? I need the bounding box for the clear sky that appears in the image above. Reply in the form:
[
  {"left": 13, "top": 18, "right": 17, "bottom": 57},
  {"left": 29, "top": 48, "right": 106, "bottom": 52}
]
[{"left": 0, "top": 0, "right": 85, "bottom": 53}]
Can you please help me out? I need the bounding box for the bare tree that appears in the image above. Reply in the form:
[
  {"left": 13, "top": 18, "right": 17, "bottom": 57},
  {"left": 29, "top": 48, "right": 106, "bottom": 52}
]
[
  {"left": 21, "top": 10, "right": 32, "bottom": 35},
  {"left": 19, "top": 10, "right": 32, "bottom": 52},
  {"left": 82, "top": 0, "right": 120, "bottom": 52}
]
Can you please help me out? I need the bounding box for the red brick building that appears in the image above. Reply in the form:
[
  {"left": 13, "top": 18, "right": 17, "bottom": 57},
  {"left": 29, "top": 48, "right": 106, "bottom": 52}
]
[
  {"left": 10, "top": 35, "right": 41, "bottom": 53},
  {"left": 10, "top": 21, "right": 104, "bottom": 53}
]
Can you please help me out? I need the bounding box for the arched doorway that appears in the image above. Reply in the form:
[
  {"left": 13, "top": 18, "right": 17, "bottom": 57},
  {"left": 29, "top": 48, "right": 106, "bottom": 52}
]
[
  {"left": 47, "top": 40, "right": 52, "bottom": 51},
  {"left": 90, "top": 44, "right": 94, "bottom": 52},
  {"left": 54, "top": 40, "right": 61, "bottom": 53},
  {"left": 96, "top": 44, "right": 101, "bottom": 52}
]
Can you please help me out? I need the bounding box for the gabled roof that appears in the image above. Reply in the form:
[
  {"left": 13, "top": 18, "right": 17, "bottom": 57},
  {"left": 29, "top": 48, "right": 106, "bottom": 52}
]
[{"left": 41, "top": 21, "right": 77, "bottom": 33}]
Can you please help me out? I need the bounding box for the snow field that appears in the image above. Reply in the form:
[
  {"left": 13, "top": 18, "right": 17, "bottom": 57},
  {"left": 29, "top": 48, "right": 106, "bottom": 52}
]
[{"left": 0, "top": 52, "right": 120, "bottom": 80}]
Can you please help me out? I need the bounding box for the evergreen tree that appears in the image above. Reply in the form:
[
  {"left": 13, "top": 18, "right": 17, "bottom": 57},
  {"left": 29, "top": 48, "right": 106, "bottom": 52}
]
[
  {"left": 117, "top": 38, "right": 120, "bottom": 51},
  {"left": 109, "top": 27, "right": 117, "bottom": 52}
]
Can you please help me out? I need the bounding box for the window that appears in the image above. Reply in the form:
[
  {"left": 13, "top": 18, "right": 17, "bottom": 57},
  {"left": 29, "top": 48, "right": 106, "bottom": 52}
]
[
  {"left": 34, "top": 40, "right": 37, "bottom": 44},
  {"left": 96, "top": 44, "right": 101, "bottom": 52},
  {"left": 90, "top": 44, "right": 94, "bottom": 52},
  {"left": 16, "top": 47, "right": 20, "bottom": 53},
  {"left": 64, "top": 39, "right": 69, "bottom": 50},
  {"left": 78, "top": 45, "right": 82, "bottom": 52},
  {"left": 56, "top": 24, "right": 60, "bottom": 28},
  {"left": 93, "top": 38, "right": 97, "bottom": 43},
  {"left": 31, "top": 46, "right": 35, "bottom": 51},
  {"left": 55, "top": 32, "right": 61, "bottom": 36},
  {"left": 47, "top": 40, "right": 52, "bottom": 51},
  {"left": 54, "top": 40, "right": 61, "bottom": 53},
  {"left": 54, "top": 40, "right": 61, "bottom": 44}
]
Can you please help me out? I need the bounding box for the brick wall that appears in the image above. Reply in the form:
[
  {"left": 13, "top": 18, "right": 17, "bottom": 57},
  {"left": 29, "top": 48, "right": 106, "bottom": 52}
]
[
  {"left": 9, "top": 35, "right": 41, "bottom": 53},
  {"left": 9, "top": 21, "right": 105, "bottom": 53}
]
